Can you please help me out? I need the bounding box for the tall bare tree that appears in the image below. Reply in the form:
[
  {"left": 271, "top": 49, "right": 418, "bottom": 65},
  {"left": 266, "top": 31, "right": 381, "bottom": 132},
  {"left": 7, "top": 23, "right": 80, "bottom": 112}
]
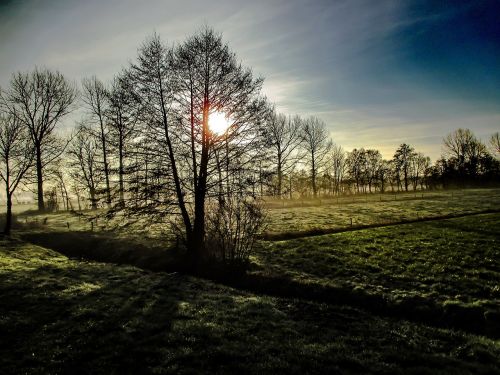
[
  {"left": 489, "top": 132, "right": 500, "bottom": 157},
  {"left": 0, "top": 112, "right": 34, "bottom": 234},
  {"left": 393, "top": 143, "right": 416, "bottom": 192},
  {"left": 443, "top": 128, "right": 487, "bottom": 179},
  {"left": 329, "top": 144, "right": 346, "bottom": 195},
  {"left": 346, "top": 148, "right": 367, "bottom": 193},
  {"left": 300, "top": 116, "right": 331, "bottom": 197},
  {"left": 106, "top": 75, "right": 139, "bottom": 207},
  {"left": 81, "top": 76, "right": 112, "bottom": 207},
  {"left": 265, "top": 112, "right": 302, "bottom": 198},
  {"left": 67, "top": 123, "right": 103, "bottom": 209},
  {"left": 129, "top": 29, "right": 266, "bottom": 259},
  {"left": 2, "top": 68, "right": 77, "bottom": 211}
]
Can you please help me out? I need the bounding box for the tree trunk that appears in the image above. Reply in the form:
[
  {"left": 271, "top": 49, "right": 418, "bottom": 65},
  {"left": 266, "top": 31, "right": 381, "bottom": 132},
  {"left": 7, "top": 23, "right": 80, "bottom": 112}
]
[
  {"left": 311, "top": 156, "right": 317, "bottom": 198},
  {"left": 35, "top": 146, "right": 45, "bottom": 211},
  {"left": 99, "top": 114, "right": 111, "bottom": 208},
  {"left": 118, "top": 135, "right": 125, "bottom": 207},
  {"left": 277, "top": 159, "right": 282, "bottom": 198},
  {"left": 90, "top": 188, "right": 97, "bottom": 210},
  {"left": 4, "top": 192, "right": 12, "bottom": 235}
]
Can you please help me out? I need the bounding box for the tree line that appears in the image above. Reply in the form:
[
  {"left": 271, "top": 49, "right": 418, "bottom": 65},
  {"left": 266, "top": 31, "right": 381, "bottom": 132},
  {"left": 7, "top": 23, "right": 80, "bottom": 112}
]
[{"left": 0, "top": 28, "right": 499, "bottom": 264}]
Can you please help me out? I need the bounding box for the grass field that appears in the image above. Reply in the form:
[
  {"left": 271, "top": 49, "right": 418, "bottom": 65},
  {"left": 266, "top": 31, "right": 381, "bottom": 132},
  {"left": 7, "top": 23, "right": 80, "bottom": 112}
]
[
  {"left": 1, "top": 188, "right": 499, "bottom": 373},
  {"left": 264, "top": 188, "right": 500, "bottom": 235},
  {"left": 1, "top": 237, "right": 499, "bottom": 374}
]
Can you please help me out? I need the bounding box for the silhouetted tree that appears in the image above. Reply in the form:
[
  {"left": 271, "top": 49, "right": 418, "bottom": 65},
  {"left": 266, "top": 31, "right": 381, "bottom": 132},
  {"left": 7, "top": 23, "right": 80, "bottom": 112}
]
[
  {"left": 489, "top": 132, "right": 499, "bottom": 158},
  {"left": 300, "top": 116, "right": 331, "bottom": 197},
  {"left": 0, "top": 111, "right": 34, "bottom": 234},
  {"left": 329, "top": 144, "right": 346, "bottom": 195},
  {"left": 67, "top": 123, "right": 104, "bottom": 209},
  {"left": 128, "top": 30, "right": 267, "bottom": 261},
  {"left": 346, "top": 148, "right": 366, "bottom": 193},
  {"left": 81, "top": 76, "right": 112, "bottom": 207},
  {"left": 106, "top": 75, "right": 139, "bottom": 207},
  {"left": 265, "top": 112, "right": 302, "bottom": 198},
  {"left": 393, "top": 143, "right": 416, "bottom": 192},
  {"left": 2, "top": 68, "right": 77, "bottom": 211}
]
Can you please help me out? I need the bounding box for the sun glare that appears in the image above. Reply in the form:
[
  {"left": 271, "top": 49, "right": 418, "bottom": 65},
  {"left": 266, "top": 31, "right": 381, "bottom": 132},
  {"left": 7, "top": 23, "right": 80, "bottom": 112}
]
[{"left": 209, "top": 112, "right": 230, "bottom": 135}]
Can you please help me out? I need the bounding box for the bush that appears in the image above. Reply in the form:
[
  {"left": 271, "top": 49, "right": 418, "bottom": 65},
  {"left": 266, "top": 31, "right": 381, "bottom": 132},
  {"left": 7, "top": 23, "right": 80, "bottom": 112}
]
[{"left": 205, "top": 197, "right": 266, "bottom": 264}]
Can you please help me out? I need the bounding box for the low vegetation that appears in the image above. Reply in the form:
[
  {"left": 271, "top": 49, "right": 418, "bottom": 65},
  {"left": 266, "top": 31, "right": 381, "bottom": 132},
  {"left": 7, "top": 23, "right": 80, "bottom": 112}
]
[
  {"left": 1, "top": 188, "right": 499, "bottom": 373},
  {"left": 1, "top": 237, "right": 499, "bottom": 374}
]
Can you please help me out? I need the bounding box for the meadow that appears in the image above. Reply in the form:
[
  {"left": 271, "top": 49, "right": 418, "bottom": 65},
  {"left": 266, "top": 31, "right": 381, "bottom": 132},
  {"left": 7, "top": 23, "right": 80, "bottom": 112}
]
[{"left": 1, "top": 188, "right": 499, "bottom": 373}]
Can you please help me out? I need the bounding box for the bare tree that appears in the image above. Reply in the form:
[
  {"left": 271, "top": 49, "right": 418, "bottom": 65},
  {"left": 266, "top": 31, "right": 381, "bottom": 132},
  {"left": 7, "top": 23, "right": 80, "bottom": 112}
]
[
  {"left": 393, "top": 143, "right": 416, "bottom": 192},
  {"left": 329, "top": 144, "right": 346, "bottom": 195},
  {"left": 106, "top": 75, "right": 139, "bottom": 207},
  {"left": 409, "top": 153, "right": 430, "bottom": 191},
  {"left": 365, "top": 149, "right": 382, "bottom": 193},
  {"left": 0, "top": 112, "right": 34, "bottom": 234},
  {"left": 300, "top": 116, "right": 332, "bottom": 198},
  {"left": 128, "top": 29, "right": 267, "bottom": 260},
  {"left": 346, "top": 148, "right": 366, "bottom": 193},
  {"left": 443, "top": 128, "right": 488, "bottom": 179},
  {"left": 67, "top": 123, "right": 104, "bottom": 209},
  {"left": 2, "top": 68, "right": 77, "bottom": 211},
  {"left": 265, "top": 112, "right": 302, "bottom": 198},
  {"left": 81, "top": 76, "right": 112, "bottom": 207},
  {"left": 489, "top": 132, "right": 500, "bottom": 158}
]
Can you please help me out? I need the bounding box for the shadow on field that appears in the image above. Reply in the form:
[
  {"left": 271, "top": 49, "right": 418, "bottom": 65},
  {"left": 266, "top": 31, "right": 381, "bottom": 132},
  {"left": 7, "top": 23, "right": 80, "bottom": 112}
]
[
  {"left": 22, "top": 231, "right": 500, "bottom": 340},
  {"left": 0, "top": 262, "right": 183, "bottom": 374},
  {"left": 21, "top": 231, "right": 183, "bottom": 272}
]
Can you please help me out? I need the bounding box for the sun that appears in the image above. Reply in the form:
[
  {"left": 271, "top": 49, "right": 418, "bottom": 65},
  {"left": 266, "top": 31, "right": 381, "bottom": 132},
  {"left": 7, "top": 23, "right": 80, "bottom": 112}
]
[{"left": 209, "top": 112, "right": 230, "bottom": 135}]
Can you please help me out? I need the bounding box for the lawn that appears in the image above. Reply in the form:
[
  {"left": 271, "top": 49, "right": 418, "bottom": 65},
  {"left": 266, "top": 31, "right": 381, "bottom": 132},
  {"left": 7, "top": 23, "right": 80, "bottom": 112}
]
[
  {"left": 1, "top": 188, "right": 499, "bottom": 373},
  {"left": 264, "top": 188, "right": 500, "bottom": 235},
  {"left": 1, "top": 238, "right": 499, "bottom": 374},
  {"left": 254, "top": 212, "right": 500, "bottom": 337}
]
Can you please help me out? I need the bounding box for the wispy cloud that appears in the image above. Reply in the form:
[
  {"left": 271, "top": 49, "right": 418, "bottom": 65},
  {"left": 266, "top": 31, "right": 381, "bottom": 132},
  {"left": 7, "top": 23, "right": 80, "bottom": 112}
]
[{"left": 1, "top": 0, "right": 498, "bottom": 160}]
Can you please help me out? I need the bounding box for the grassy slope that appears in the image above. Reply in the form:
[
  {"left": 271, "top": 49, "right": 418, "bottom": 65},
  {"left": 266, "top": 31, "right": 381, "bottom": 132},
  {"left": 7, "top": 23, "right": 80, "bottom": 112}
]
[
  {"left": 254, "top": 214, "right": 500, "bottom": 332},
  {"left": 1, "top": 238, "right": 499, "bottom": 374}
]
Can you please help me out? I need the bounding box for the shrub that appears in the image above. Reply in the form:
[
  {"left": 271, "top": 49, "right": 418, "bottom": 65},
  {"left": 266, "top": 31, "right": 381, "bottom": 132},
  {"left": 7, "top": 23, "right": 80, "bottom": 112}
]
[{"left": 205, "top": 197, "right": 266, "bottom": 265}]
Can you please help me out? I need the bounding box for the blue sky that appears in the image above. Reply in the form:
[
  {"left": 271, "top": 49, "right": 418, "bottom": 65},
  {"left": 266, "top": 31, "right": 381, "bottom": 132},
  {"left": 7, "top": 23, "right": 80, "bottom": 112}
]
[{"left": 1, "top": 0, "right": 499, "bottom": 161}]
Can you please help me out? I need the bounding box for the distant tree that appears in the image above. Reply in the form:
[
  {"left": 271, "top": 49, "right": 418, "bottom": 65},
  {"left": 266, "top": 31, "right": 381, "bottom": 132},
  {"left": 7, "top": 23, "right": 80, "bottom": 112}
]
[
  {"left": 490, "top": 132, "right": 500, "bottom": 157},
  {"left": 0, "top": 112, "right": 34, "bottom": 234},
  {"left": 329, "top": 144, "right": 346, "bottom": 195},
  {"left": 393, "top": 143, "right": 416, "bottom": 192},
  {"left": 106, "top": 75, "right": 139, "bottom": 207},
  {"left": 346, "top": 148, "right": 366, "bottom": 193},
  {"left": 264, "top": 112, "right": 302, "bottom": 198},
  {"left": 409, "top": 153, "right": 430, "bottom": 191},
  {"left": 378, "top": 159, "right": 390, "bottom": 193},
  {"left": 81, "top": 76, "right": 112, "bottom": 207},
  {"left": 300, "top": 116, "right": 331, "bottom": 198},
  {"left": 2, "top": 68, "right": 77, "bottom": 211},
  {"left": 442, "top": 128, "right": 488, "bottom": 182},
  {"left": 365, "top": 149, "right": 382, "bottom": 193},
  {"left": 67, "top": 123, "right": 104, "bottom": 209}
]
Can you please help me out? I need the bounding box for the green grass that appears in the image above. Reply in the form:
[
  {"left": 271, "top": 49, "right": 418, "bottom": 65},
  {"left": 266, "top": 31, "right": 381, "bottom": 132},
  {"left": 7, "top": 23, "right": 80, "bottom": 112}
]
[
  {"left": 2, "top": 188, "right": 499, "bottom": 372},
  {"left": 1, "top": 238, "right": 499, "bottom": 374},
  {"left": 253, "top": 213, "right": 500, "bottom": 334},
  {"left": 264, "top": 188, "right": 500, "bottom": 234}
]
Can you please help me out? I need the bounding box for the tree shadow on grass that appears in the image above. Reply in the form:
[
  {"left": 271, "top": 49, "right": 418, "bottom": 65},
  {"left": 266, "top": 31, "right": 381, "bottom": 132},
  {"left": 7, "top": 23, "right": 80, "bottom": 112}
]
[
  {"left": 1, "top": 238, "right": 500, "bottom": 374},
  {"left": 0, "top": 262, "right": 183, "bottom": 373},
  {"left": 19, "top": 231, "right": 500, "bottom": 341},
  {"left": 21, "top": 231, "right": 182, "bottom": 272}
]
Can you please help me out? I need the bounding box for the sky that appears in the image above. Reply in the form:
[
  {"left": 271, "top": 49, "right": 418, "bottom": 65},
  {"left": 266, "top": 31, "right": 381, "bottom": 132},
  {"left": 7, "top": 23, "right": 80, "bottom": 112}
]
[{"left": 0, "top": 0, "right": 499, "bottom": 161}]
